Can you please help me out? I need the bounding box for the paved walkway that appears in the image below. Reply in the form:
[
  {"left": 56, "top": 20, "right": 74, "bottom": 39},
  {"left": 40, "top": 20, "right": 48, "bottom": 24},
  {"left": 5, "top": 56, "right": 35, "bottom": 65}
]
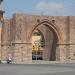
[{"left": 0, "top": 64, "right": 75, "bottom": 75}]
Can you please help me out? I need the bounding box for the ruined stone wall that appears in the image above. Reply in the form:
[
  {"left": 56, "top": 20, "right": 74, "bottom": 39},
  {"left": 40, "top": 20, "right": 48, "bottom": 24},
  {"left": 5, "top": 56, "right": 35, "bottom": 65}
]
[
  {"left": 69, "top": 17, "right": 75, "bottom": 61},
  {"left": 54, "top": 16, "right": 70, "bottom": 61},
  {"left": 11, "top": 14, "right": 70, "bottom": 62},
  {"left": 10, "top": 14, "right": 32, "bottom": 63},
  {"left": 1, "top": 13, "right": 75, "bottom": 63}
]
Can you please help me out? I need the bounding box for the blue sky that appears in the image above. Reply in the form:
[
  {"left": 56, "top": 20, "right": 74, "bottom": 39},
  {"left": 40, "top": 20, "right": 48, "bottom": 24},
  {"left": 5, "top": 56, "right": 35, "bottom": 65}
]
[{"left": 3, "top": 0, "right": 75, "bottom": 19}]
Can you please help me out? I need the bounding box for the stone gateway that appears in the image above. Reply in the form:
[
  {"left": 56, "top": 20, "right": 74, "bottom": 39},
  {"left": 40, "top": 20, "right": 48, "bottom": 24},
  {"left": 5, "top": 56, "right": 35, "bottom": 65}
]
[{"left": 0, "top": 0, "right": 75, "bottom": 63}]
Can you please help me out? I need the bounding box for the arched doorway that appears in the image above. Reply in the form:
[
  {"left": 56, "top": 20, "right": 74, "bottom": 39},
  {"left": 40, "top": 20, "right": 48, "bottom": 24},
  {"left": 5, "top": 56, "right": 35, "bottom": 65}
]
[
  {"left": 32, "top": 29, "right": 45, "bottom": 60},
  {"left": 28, "top": 19, "right": 60, "bottom": 61}
]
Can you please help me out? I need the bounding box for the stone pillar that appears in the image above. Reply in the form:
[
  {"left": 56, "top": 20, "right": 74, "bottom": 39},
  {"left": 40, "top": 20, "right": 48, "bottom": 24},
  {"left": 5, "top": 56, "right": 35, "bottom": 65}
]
[
  {"left": 1, "top": 46, "right": 8, "bottom": 61},
  {"left": 56, "top": 45, "right": 60, "bottom": 61},
  {"left": 59, "top": 45, "right": 66, "bottom": 62},
  {"left": 66, "top": 16, "right": 70, "bottom": 61},
  {"left": 0, "top": 0, "right": 4, "bottom": 61},
  {"left": 0, "top": 27, "right": 1, "bottom": 60},
  {"left": 43, "top": 27, "right": 53, "bottom": 61}
]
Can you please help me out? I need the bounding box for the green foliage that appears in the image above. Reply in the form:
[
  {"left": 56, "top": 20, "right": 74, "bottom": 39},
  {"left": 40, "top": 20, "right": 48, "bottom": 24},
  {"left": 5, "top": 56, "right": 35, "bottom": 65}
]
[{"left": 40, "top": 39, "right": 45, "bottom": 47}]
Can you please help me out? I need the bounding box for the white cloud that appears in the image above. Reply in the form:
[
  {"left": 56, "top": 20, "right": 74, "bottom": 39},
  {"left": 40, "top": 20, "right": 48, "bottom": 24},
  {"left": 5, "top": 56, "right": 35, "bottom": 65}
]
[{"left": 36, "top": 2, "right": 64, "bottom": 10}]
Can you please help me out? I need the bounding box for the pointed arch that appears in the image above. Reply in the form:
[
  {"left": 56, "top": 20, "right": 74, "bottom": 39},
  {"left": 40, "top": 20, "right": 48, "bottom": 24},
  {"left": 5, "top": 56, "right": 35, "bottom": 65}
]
[{"left": 28, "top": 19, "right": 61, "bottom": 43}]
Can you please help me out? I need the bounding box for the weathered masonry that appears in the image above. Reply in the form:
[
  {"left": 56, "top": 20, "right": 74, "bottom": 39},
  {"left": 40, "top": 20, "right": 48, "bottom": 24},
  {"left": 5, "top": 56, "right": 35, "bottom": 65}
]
[
  {"left": 0, "top": 13, "right": 75, "bottom": 63},
  {"left": 0, "top": 0, "right": 75, "bottom": 63}
]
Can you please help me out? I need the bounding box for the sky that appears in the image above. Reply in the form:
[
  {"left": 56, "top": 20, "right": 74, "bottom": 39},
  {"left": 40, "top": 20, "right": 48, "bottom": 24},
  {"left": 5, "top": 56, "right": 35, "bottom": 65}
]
[{"left": 3, "top": 0, "right": 75, "bottom": 19}]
